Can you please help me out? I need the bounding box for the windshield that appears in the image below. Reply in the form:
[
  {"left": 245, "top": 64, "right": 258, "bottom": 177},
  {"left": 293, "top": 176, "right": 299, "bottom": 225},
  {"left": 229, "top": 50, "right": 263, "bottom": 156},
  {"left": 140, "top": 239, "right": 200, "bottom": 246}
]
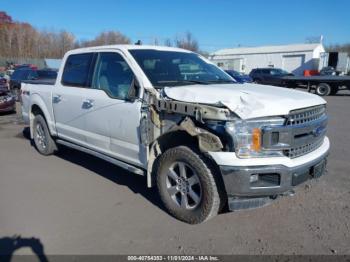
[{"left": 129, "top": 49, "right": 235, "bottom": 87}]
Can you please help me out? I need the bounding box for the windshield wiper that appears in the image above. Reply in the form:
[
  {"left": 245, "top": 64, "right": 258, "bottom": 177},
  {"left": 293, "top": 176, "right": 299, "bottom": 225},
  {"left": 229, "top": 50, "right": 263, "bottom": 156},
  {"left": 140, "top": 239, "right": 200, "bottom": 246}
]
[
  {"left": 206, "top": 79, "right": 236, "bottom": 84},
  {"left": 156, "top": 80, "right": 210, "bottom": 86}
]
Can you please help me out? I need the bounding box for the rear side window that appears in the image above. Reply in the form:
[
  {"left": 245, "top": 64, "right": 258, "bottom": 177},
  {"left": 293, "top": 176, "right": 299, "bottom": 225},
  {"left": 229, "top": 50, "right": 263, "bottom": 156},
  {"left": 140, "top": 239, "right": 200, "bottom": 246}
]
[
  {"left": 62, "top": 53, "right": 94, "bottom": 87},
  {"left": 38, "top": 70, "right": 57, "bottom": 79}
]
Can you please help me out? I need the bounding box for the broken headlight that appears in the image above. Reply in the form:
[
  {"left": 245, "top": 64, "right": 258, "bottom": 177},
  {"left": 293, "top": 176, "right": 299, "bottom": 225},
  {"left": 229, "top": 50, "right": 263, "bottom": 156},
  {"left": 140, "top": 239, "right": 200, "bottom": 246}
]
[{"left": 226, "top": 117, "right": 285, "bottom": 158}]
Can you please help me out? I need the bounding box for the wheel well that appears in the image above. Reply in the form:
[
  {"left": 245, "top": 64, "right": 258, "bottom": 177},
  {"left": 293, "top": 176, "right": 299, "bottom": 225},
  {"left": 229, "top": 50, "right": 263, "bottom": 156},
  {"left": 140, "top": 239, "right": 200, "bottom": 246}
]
[
  {"left": 148, "top": 130, "right": 228, "bottom": 207},
  {"left": 154, "top": 130, "right": 198, "bottom": 153},
  {"left": 31, "top": 104, "right": 44, "bottom": 117}
]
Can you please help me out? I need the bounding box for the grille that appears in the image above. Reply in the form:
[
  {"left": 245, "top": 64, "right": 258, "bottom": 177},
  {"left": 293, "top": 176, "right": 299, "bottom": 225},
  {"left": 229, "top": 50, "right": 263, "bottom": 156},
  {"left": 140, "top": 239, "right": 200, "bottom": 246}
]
[
  {"left": 286, "top": 105, "right": 326, "bottom": 126},
  {"left": 284, "top": 138, "right": 324, "bottom": 159}
]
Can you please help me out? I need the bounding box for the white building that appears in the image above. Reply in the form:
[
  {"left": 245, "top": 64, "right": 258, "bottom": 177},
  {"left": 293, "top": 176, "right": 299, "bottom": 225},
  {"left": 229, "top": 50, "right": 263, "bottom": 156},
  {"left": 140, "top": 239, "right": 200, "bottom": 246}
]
[{"left": 209, "top": 43, "right": 325, "bottom": 76}]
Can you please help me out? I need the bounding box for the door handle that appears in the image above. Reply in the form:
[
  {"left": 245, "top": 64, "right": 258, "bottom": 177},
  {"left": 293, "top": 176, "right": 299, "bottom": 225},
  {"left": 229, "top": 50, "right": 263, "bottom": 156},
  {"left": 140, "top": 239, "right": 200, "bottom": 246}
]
[
  {"left": 82, "top": 99, "right": 94, "bottom": 109},
  {"left": 52, "top": 94, "right": 62, "bottom": 104}
]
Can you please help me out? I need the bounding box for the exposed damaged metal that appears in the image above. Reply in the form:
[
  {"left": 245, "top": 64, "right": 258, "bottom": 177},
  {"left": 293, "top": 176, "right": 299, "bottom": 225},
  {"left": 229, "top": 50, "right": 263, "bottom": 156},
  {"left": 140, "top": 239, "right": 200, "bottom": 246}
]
[
  {"left": 179, "top": 117, "right": 223, "bottom": 152},
  {"left": 145, "top": 94, "right": 227, "bottom": 152},
  {"left": 154, "top": 97, "right": 232, "bottom": 122}
]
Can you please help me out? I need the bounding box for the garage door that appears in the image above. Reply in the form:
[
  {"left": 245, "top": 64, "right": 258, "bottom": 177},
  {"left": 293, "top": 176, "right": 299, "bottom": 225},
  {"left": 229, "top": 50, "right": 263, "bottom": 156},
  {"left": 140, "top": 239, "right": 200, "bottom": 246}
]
[{"left": 283, "top": 55, "right": 305, "bottom": 75}]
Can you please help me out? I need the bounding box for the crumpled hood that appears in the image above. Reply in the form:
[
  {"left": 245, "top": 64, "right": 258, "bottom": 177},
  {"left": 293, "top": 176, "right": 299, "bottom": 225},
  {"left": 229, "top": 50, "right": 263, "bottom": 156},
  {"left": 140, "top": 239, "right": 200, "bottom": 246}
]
[{"left": 164, "top": 83, "right": 326, "bottom": 119}]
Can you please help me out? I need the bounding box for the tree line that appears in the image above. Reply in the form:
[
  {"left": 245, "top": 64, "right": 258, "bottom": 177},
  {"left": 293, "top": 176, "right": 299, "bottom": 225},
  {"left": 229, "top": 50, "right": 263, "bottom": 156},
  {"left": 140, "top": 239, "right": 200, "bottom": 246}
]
[
  {"left": 0, "top": 11, "right": 201, "bottom": 59},
  {"left": 326, "top": 43, "right": 350, "bottom": 54}
]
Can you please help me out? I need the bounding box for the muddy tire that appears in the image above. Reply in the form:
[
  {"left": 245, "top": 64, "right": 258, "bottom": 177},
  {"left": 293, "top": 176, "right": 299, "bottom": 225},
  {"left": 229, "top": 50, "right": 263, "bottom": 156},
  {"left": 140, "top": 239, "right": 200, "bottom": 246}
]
[
  {"left": 157, "top": 146, "right": 221, "bottom": 224},
  {"left": 32, "top": 114, "right": 57, "bottom": 155}
]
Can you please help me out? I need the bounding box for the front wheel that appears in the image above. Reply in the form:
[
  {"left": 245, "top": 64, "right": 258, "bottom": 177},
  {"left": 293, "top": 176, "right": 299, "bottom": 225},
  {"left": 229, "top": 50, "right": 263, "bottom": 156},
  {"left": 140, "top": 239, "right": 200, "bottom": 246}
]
[{"left": 157, "top": 146, "right": 221, "bottom": 224}]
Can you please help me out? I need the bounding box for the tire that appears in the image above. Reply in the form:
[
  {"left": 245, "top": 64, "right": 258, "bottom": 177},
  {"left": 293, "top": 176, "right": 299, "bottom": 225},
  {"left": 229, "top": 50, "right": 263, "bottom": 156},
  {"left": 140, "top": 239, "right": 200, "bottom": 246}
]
[
  {"left": 315, "top": 83, "right": 331, "bottom": 96},
  {"left": 32, "top": 114, "right": 57, "bottom": 155},
  {"left": 156, "top": 146, "right": 221, "bottom": 224}
]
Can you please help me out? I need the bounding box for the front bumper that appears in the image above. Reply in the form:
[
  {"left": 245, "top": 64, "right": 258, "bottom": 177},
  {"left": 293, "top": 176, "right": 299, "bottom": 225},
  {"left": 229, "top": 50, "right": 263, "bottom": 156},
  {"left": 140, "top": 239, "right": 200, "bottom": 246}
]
[
  {"left": 210, "top": 137, "right": 330, "bottom": 210},
  {"left": 220, "top": 149, "right": 328, "bottom": 197}
]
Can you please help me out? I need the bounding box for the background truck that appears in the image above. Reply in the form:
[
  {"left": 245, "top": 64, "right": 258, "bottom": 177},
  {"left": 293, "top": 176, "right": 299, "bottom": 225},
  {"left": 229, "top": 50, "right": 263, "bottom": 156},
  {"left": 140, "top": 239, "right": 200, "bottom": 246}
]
[
  {"left": 21, "top": 45, "right": 330, "bottom": 224},
  {"left": 283, "top": 75, "right": 350, "bottom": 96}
]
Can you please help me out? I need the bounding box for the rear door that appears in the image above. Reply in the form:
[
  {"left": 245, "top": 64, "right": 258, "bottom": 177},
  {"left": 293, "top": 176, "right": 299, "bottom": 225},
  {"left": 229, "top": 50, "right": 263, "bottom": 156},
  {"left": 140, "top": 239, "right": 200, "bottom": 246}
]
[
  {"left": 52, "top": 53, "right": 94, "bottom": 145},
  {"left": 82, "top": 51, "right": 144, "bottom": 167}
]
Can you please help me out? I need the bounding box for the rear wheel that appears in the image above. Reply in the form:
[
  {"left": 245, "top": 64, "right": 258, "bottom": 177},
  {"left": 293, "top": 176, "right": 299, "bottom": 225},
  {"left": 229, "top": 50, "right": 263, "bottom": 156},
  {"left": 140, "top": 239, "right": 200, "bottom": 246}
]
[
  {"left": 315, "top": 83, "right": 331, "bottom": 96},
  {"left": 33, "top": 114, "right": 57, "bottom": 155},
  {"left": 157, "top": 146, "right": 221, "bottom": 224}
]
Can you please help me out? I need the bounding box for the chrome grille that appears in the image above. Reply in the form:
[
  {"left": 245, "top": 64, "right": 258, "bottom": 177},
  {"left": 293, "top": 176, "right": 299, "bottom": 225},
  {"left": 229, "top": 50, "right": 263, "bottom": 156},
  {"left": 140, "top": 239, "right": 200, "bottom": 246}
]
[
  {"left": 284, "top": 138, "right": 324, "bottom": 159},
  {"left": 286, "top": 105, "right": 326, "bottom": 126}
]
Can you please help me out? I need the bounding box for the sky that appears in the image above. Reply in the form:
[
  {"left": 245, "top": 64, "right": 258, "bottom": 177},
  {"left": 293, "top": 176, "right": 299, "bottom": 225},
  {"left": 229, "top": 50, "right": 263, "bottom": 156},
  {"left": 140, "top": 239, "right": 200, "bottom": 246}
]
[{"left": 1, "top": 0, "right": 350, "bottom": 52}]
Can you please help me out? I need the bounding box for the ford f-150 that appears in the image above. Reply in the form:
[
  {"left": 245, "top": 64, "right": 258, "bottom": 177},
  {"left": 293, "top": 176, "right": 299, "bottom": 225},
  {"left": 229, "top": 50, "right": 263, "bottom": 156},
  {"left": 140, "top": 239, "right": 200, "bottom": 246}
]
[{"left": 21, "top": 45, "right": 330, "bottom": 224}]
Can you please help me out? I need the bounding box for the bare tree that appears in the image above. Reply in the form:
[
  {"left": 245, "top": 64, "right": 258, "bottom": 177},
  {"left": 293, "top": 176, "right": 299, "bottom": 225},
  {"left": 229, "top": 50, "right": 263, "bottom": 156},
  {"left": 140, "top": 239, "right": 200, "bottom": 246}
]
[
  {"left": 81, "top": 31, "right": 130, "bottom": 47},
  {"left": 164, "top": 38, "right": 173, "bottom": 47},
  {"left": 327, "top": 43, "right": 350, "bottom": 54},
  {"left": 0, "top": 11, "right": 132, "bottom": 59},
  {"left": 175, "top": 32, "right": 199, "bottom": 52}
]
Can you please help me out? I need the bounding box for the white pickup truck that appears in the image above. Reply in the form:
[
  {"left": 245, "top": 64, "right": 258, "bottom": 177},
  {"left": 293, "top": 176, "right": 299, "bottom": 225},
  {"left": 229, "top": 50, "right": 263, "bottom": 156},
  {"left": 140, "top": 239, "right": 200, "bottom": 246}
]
[{"left": 21, "top": 45, "right": 330, "bottom": 224}]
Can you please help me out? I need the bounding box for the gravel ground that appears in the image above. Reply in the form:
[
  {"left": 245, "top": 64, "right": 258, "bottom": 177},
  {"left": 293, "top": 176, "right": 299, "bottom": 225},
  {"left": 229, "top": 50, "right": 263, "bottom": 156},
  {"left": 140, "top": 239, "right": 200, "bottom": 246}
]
[{"left": 0, "top": 90, "right": 349, "bottom": 256}]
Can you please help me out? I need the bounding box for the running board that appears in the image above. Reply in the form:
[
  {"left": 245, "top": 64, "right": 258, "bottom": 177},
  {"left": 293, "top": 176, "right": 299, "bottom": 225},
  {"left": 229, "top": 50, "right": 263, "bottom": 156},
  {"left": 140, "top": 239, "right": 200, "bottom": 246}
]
[{"left": 56, "top": 139, "right": 145, "bottom": 176}]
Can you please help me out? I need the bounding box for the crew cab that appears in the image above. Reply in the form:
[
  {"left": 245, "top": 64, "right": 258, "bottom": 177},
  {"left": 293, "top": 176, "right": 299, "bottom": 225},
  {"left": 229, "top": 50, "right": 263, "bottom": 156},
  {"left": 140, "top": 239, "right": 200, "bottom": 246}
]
[{"left": 21, "top": 45, "right": 330, "bottom": 224}]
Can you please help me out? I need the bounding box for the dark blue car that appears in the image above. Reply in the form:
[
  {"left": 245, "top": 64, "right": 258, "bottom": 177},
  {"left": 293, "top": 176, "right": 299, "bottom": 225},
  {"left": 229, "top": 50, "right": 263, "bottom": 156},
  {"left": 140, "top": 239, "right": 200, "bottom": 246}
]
[{"left": 225, "top": 70, "right": 253, "bottom": 83}]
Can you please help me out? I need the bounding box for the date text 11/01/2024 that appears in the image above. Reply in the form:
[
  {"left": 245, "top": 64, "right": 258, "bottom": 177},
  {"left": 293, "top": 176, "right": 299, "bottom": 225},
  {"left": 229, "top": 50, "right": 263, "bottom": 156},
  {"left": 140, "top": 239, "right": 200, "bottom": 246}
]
[{"left": 127, "top": 255, "right": 219, "bottom": 261}]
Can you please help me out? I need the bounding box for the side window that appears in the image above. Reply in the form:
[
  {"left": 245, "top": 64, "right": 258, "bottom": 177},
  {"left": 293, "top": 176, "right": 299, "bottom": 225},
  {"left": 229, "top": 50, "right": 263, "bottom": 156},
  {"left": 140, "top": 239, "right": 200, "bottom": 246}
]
[
  {"left": 92, "top": 52, "right": 134, "bottom": 100},
  {"left": 62, "top": 53, "right": 94, "bottom": 87},
  {"left": 261, "top": 69, "right": 270, "bottom": 75}
]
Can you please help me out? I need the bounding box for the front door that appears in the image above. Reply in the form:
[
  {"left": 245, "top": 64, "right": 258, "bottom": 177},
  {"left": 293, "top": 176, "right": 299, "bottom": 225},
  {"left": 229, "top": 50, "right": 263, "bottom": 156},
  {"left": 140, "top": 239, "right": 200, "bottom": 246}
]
[{"left": 82, "top": 52, "right": 144, "bottom": 167}]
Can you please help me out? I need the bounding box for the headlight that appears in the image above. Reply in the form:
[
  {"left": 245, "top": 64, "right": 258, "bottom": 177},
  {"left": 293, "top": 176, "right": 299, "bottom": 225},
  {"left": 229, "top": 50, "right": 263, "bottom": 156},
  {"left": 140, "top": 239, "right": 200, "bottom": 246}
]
[{"left": 226, "top": 117, "right": 285, "bottom": 158}]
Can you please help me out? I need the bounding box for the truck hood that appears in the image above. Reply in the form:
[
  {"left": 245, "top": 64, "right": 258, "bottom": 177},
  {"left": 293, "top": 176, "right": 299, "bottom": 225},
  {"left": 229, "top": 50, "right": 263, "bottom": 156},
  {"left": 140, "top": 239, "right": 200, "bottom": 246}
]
[{"left": 164, "top": 83, "right": 326, "bottom": 119}]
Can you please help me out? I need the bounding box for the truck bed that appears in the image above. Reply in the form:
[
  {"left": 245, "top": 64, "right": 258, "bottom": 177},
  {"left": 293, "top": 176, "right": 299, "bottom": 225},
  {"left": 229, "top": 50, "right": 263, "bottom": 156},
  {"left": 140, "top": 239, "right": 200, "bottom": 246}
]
[
  {"left": 22, "top": 78, "right": 56, "bottom": 85},
  {"left": 283, "top": 75, "right": 350, "bottom": 82},
  {"left": 21, "top": 82, "right": 55, "bottom": 126}
]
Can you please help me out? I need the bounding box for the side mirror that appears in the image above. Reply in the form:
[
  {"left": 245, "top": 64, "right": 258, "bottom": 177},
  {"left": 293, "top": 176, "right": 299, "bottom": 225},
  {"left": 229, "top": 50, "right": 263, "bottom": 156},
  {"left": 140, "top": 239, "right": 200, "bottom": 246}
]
[{"left": 126, "top": 77, "right": 140, "bottom": 102}]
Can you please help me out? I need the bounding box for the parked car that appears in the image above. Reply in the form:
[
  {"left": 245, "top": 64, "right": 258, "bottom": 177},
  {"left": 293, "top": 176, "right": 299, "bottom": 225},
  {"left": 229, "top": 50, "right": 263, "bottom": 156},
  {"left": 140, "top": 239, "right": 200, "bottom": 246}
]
[
  {"left": 14, "top": 64, "right": 38, "bottom": 70},
  {"left": 224, "top": 70, "right": 253, "bottom": 83},
  {"left": 0, "top": 76, "right": 8, "bottom": 89},
  {"left": 10, "top": 68, "right": 58, "bottom": 90},
  {"left": 21, "top": 45, "right": 329, "bottom": 224},
  {"left": 249, "top": 68, "right": 293, "bottom": 86},
  {"left": 0, "top": 87, "right": 16, "bottom": 113}
]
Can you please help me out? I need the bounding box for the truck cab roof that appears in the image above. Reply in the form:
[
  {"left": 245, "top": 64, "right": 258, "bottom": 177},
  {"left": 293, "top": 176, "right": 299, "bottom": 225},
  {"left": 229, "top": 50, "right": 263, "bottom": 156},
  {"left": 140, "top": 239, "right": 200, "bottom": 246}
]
[{"left": 65, "top": 45, "right": 192, "bottom": 55}]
